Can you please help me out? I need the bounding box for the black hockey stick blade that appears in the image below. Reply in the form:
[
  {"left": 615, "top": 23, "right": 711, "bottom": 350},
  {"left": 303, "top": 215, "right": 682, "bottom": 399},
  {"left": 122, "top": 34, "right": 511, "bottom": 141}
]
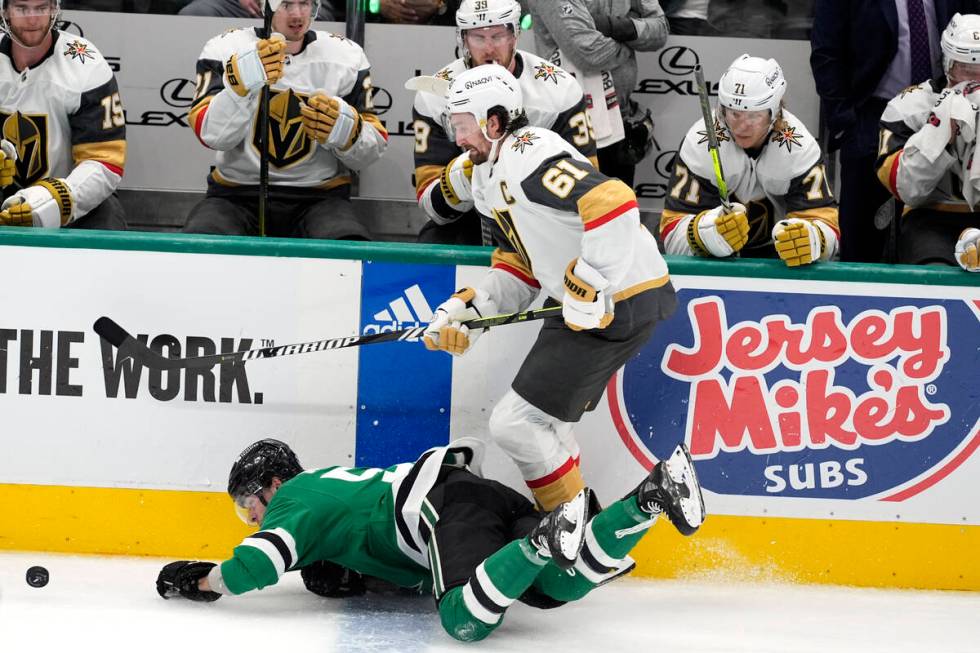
[{"left": 92, "top": 305, "right": 562, "bottom": 372}]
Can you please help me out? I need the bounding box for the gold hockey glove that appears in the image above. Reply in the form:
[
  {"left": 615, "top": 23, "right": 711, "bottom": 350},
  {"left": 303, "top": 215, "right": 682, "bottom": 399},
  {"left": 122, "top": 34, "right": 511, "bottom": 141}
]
[
  {"left": 687, "top": 203, "right": 749, "bottom": 257},
  {"left": 0, "top": 178, "right": 73, "bottom": 228},
  {"left": 300, "top": 93, "right": 362, "bottom": 150},
  {"left": 772, "top": 218, "right": 826, "bottom": 267},
  {"left": 224, "top": 33, "right": 286, "bottom": 97}
]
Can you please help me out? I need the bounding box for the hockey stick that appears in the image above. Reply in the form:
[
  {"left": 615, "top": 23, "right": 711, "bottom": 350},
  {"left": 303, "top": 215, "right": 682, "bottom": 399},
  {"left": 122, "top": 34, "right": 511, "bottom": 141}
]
[
  {"left": 693, "top": 65, "right": 731, "bottom": 212},
  {"left": 257, "top": 1, "right": 278, "bottom": 237},
  {"left": 93, "top": 305, "right": 562, "bottom": 371}
]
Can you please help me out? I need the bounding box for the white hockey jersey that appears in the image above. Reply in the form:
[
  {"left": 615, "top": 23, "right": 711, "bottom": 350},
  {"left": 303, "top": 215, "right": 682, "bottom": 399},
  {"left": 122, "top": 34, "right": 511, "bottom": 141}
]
[
  {"left": 472, "top": 126, "right": 668, "bottom": 313},
  {"left": 661, "top": 108, "right": 839, "bottom": 259},
  {"left": 0, "top": 32, "right": 125, "bottom": 222},
  {"left": 877, "top": 79, "right": 971, "bottom": 210},
  {"left": 189, "top": 28, "right": 387, "bottom": 195},
  {"left": 412, "top": 50, "right": 597, "bottom": 223}
]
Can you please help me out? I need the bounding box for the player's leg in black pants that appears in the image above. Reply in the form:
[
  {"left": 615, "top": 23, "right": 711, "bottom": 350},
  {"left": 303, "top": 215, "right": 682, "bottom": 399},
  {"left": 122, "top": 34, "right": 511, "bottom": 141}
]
[
  {"left": 69, "top": 194, "right": 128, "bottom": 230},
  {"left": 183, "top": 197, "right": 254, "bottom": 235}
]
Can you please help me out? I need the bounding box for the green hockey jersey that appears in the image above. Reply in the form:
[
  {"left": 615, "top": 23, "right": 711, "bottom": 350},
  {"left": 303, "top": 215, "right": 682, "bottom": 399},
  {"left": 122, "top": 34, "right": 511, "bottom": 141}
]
[{"left": 219, "top": 443, "right": 478, "bottom": 595}]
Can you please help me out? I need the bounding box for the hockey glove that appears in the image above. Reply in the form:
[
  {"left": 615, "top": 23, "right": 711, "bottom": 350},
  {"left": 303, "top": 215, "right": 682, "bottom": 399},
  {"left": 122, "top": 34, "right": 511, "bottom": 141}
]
[
  {"left": 301, "top": 560, "right": 367, "bottom": 598},
  {"left": 0, "top": 178, "right": 73, "bottom": 228},
  {"left": 224, "top": 33, "right": 286, "bottom": 97},
  {"left": 440, "top": 153, "right": 474, "bottom": 207},
  {"left": 156, "top": 561, "right": 221, "bottom": 602},
  {"left": 772, "top": 218, "right": 826, "bottom": 267},
  {"left": 0, "top": 139, "right": 16, "bottom": 188},
  {"left": 687, "top": 203, "right": 749, "bottom": 257},
  {"left": 300, "top": 93, "right": 362, "bottom": 151},
  {"left": 423, "top": 287, "right": 497, "bottom": 356},
  {"left": 955, "top": 227, "right": 980, "bottom": 272},
  {"left": 562, "top": 258, "right": 614, "bottom": 331}
]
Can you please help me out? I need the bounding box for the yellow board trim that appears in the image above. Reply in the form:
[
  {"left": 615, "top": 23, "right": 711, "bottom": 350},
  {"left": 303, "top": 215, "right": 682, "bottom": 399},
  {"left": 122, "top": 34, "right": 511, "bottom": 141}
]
[
  {"left": 4, "top": 484, "right": 979, "bottom": 591},
  {"left": 1, "top": 484, "right": 252, "bottom": 559},
  {"left": 631, "top": 514, "right": 980, "bottom": 591}
]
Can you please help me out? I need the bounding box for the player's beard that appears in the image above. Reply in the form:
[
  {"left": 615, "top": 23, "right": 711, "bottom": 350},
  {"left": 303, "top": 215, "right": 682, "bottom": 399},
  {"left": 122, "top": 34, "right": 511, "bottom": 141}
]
[
  {"left": 466, "top": 145, "right": 489, "bottom": 165},
  {"left": 10, "top": 21, "right": 52, "bottom": 49}
]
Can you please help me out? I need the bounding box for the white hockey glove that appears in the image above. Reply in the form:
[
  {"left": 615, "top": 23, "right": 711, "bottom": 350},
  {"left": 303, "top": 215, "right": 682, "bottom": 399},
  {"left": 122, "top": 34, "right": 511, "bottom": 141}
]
[
  {"left": 440, "top": 153, "right": 474, "bottom": 207},
  {"left": 955, "top": 227, "right": 980, "bottom": 272},
  {"left": 224, "top": 33, "right": 286, "bottom": 98},
  {"left": 0, "top": 178, "right": 73, "bottom": 228},
  {"left": 563, "top": 258, "right": 614, "bottom": 331},
  {"left": 423, "top": 287, "right": 497, "bottom": 356},
  {"left": 687, "top": 203, "right": 749, "bottom": 257},
  {"left": 0, "top": 139, "right": 16, "bottom": 189},
  {"left": 772, "top": 218, "right": 826, "bottom": 267},
  {"left": 300, "top": 93, "right": 362, "bottom": 151}
]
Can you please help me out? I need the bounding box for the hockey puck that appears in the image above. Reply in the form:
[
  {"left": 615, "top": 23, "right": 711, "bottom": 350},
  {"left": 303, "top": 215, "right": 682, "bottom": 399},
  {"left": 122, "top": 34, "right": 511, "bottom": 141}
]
[{"left": 26, "top": 566, "right": 49, "bottom": 588}]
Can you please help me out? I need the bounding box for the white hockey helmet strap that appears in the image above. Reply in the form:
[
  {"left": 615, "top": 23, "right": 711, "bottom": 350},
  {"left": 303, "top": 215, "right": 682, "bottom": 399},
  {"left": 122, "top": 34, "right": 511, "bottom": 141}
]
[
  {"left": 942, "top": 13, "right": 980, "bottom": 74},
  {"left": 447, "top": 63, "right": 524, "bottom": 142},
  {"left": 1, "top": 0, "right": 61, "bottom": 42},
  {"left": 456, "top": 0, "right": 522, "bottom": 67},
  {"left": 717, "top": 53, "right": 786, "bottom": 125}
]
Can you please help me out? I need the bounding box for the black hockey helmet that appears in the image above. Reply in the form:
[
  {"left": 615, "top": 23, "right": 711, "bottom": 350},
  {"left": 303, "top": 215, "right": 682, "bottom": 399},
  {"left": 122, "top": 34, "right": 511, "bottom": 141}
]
[{"left": 227, "top": 438, "right": 303, "bottom": 503}]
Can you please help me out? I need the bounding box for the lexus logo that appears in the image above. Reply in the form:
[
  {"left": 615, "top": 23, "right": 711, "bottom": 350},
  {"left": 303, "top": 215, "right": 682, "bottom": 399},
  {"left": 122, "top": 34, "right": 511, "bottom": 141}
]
[
  {"left": 659, "top": 46, "right": 700, "bottom": 77},
  {"left": 654, "top": 150, "right": 677, "bottom": 179},
  {"left": 160, "top": 78, "right": 197, "bottom": 108}
]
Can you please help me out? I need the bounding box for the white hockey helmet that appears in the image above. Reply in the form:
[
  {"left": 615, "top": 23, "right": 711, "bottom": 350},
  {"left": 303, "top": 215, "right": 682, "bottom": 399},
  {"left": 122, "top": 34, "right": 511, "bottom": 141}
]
[
  {"left": 0, "top": 0, "right": 61, "bottom": 41},
  {"left": 456, "top": 0, "right": 522, "bottom": 67},
  {"left": 267, "top": 0, "right": 321, "bottom": 22},
  {"left": 446, "top": 63, "right": 524, "bottom": 140},
  {"left": 941, "top": 13, "right": 980, "bottom": 74},
  {"left": 717, "top": 54, "right": 787, "bottom": 123}
]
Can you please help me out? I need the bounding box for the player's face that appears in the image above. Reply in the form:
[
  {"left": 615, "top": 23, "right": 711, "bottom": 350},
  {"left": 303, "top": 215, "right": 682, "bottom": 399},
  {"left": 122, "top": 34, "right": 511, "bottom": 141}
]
[
  {"left": 234, "top": 486, "right": 275, "bottom": 526},
  {"left": 273, "top": 0, "right": 313, "bottom": 42},
  {"left": 451, "top": 112, "right": 492, "bottom": 163},
  {"left": 722, "top": 107, "right": 771, "bottom": 149},
  {"left": 5, "top": 0, "right": 55, "bottom": 48},
  {"left": 464, "top": 25, "right": 517, "bottom": 71},
  {"left": 948, "top": 61, "right": 980, "bottom": 86}
]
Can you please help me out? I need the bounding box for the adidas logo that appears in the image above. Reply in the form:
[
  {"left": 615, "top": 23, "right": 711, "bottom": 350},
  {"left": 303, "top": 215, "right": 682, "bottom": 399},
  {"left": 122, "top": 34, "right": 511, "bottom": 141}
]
[{"left": 363, "top": 284, "right": 434, "bottom": 341}]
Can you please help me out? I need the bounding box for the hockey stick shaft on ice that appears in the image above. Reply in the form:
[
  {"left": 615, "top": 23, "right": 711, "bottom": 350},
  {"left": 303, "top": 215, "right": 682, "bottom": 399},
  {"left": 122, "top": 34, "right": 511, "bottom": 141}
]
[{"left": 94, "top": 305, "right": 562, "bottom": 371}]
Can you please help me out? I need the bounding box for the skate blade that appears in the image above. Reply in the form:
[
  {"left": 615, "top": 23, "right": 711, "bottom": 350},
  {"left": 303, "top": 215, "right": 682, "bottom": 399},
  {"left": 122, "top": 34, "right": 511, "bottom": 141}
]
[
  {"left": 557, "top": 488, "right": 589, "bottom": 565},
  {"left": 665, "top": 444, "right": 707, "bottom": 529}
]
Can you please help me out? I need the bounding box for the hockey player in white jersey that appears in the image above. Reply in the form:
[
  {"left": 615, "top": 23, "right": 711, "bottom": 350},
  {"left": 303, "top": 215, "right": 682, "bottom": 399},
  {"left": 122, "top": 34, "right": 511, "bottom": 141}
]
[
  {"left": 422, "top": 65, "right": 676, "bottom": 511},
  {"left": 184, "top": 0, "right": 387, "bottom": 239},
  {"left": 876, "top": 13, "right": 980, "bottom": 272},
  {"left": 412, "top": 0, "right": 598, "bottom": 245},
  {"left": 0, "top": 0, "right": 127, "bottom": 229},
  {"left": 660, "top": 54, "right": 840, "bottom": 267}
]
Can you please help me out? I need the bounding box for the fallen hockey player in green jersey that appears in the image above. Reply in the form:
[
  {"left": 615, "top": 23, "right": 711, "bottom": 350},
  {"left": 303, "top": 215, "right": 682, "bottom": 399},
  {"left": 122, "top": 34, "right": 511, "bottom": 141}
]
[{"left": 156, "top": 437, "right": 705, "bottom": 642}]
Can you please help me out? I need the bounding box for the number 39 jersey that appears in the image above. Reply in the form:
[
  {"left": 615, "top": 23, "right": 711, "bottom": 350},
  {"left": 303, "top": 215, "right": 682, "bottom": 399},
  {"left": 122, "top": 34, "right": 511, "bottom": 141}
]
[
  {"left": 660, "top": 108, "right": 839, "bottom": 259},
  {"left": 471, "top": 126, "right": 668, "bottom": 314},
  {"left": 0, "top": 32, "right": 126, "bottom": 220}
]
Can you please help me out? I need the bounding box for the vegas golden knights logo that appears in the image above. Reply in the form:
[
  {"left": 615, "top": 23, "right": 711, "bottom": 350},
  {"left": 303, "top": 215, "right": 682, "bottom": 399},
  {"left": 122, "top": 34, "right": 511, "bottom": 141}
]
[
  {"left": 252, "top": 88, "right": 312, "bottom": 168},
  {"left": 0, "top": 111, "right": 49, "bottom": 185}
]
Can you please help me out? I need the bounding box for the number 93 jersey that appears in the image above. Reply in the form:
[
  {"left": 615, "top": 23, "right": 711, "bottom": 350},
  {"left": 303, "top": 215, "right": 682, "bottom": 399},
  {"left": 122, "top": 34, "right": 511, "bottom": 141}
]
[{"left": 0, "top": 32, "right": 125, "bottom": 218}]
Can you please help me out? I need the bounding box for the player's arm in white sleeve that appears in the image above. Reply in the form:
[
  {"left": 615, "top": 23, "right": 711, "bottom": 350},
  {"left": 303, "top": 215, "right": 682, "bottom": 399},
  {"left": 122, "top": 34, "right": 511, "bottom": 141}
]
[
  {"left": 773, "top": 155, "right": 840, "bottom": 266},
  {"left": 877, "top": 91, "right": 957, "bottom": 207},
  {"left": 659, "top": 134, "right": 734, "bottom": 257},
  {"left": 187, "top": 40, "right": 260, "bottom": 151}
]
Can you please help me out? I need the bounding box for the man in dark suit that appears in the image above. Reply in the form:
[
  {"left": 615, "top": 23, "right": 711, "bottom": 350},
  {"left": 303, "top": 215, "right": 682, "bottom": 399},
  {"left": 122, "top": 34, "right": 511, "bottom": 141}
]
[{"left": 810, "top": 0, "right": 980, "bottom": 263}]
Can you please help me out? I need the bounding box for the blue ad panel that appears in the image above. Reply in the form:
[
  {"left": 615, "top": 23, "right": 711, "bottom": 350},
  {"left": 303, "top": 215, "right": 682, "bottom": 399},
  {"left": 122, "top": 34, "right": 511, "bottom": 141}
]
[
  {"left": 356, "top": 261, "right": 455, "bottom": 467},
  {"left": 615, "top": 291, "right": 980, "bottom": 500}
]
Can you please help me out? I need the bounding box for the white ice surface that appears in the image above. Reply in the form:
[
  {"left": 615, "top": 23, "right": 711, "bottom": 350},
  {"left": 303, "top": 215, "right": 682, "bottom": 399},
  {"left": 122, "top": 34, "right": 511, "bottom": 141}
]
[{"left": 1, "top": 551, "right": 978, "bottom": 653}]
